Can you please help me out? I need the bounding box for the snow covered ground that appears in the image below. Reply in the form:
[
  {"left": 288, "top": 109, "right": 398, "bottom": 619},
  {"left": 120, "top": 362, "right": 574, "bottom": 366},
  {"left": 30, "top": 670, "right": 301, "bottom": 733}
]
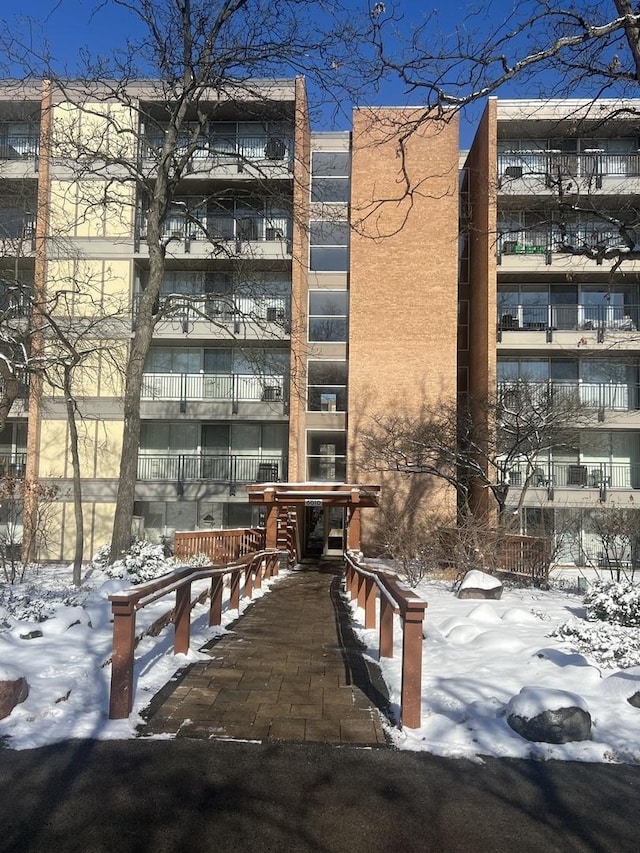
[
  {"left": 352, "top": 565, "right": 640, "bottom": 764},
  {"left": 2, "top": 553, "right": 640, "bottom": 763}
]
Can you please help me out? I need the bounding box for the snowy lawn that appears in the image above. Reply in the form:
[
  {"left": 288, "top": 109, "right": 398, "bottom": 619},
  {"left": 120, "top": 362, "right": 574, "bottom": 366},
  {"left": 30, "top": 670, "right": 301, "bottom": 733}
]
[
  {"left": 0, "top": 550, "right": 285, "bottom": 750},
  {"left": 351, "top": 564, "right": 640, "bottom": 764},
  {"left": 3, "top": 551, "right": 640, "bottom": 764}
]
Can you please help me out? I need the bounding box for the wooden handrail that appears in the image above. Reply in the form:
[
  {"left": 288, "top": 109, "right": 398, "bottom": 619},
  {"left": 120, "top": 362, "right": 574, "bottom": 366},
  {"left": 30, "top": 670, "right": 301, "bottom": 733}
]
[
  {"left": 108, "top": 549, "right": 280, "bottom": 719},
  {"left": 344, "top": 552, "right": 428, "bottom": 729}
]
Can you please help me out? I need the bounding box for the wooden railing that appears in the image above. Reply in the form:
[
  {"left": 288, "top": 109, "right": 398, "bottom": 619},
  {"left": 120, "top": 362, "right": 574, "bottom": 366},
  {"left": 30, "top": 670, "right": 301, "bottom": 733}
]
[
  {"left": 108, "top": 549, "right": 280, "bottom": 719},
  {"left": 497, "top": 534, "right": 550, "bottom": 586},
  {"left": 344, "top": 552, "right": 428, "bottom": 729},
  {"left": 173, "top": 528, "right": 265, "bottom": 563}
]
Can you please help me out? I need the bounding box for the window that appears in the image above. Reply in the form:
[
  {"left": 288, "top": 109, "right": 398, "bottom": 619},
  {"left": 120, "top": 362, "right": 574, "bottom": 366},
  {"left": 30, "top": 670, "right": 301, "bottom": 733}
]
[
  {"left": 309, "top": 221, "right": 349, "bottom": 271},
  {"left": 311, "top": 152, "right": 351, "bottom": 202},
  {"left": 307, "top": 361, "right": 347, "bottom": 411},
  {"left": 307, "top": 430, "right": 347, "bottom": 481},
  {"left": 308, "top": 291, "right": 348, "bottom": 341}
]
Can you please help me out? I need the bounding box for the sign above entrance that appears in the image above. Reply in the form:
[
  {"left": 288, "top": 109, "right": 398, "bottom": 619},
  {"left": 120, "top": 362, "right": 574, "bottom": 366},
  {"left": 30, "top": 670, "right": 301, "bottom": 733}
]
[{"left": 305, "top": 498, "right": 323, "bottom": 507}]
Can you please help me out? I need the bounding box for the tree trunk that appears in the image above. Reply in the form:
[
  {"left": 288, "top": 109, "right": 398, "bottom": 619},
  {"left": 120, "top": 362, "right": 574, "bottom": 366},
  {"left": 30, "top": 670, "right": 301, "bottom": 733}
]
[{"left": 64, "top": 365, "right": 84, "bottom": 586}]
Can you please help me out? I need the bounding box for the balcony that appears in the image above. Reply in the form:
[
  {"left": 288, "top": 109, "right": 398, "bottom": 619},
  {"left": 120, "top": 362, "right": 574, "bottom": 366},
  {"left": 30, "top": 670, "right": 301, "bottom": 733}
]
[
  {"left": 497, "top": 303, "right": 640, "bottom": 341},
  {"left": 497, "top": 224, "right": 635, "bottom": 265},
  {"left": 141, "top": 372, "right": 286, "bottom": 405},
  {"left": 0, "top": 130, "right": 39, "bottom": 165},
  {"left": 498, "top": 151, "right": 640, "bottom": 190},
  {"left": 0, "top": 452, "right": 27, "bottom": 478},
  {"left": 0, "top": 209, "right": 36, "bottom": 253},
  {"left": 133, "top": 293, "right": 291, "bottom": 334},
  {"left": 498, "top": 380, "right": 638, "bottom": 412},
  {"left": 136, "top": 209, "right": 292, "bottom": 257},
  {"left": 141, "top": 133, "right": 293, "bottom": 171},
  {"left": 137, "top": 453, "right": 286, "bottom": 484},
  {"left": 508, "top": 461, "right": 640, "bottom": 491}
]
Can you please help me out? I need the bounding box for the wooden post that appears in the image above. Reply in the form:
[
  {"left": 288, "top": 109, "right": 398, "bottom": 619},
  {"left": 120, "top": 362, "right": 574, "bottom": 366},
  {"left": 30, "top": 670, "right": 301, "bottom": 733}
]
[
  {"left": 254, "top": 556, "right": 263, "bottom": 590},
  {"left": 400, "top": 602, "right": 427, "bottom": 729},
  {"left": 245, "top": 562, "right": 254, "bottom": 598},
  {"left": 364, "top": 576, "right": 376, "bottom": 629},
  {"left": 174, "top": 582, "right": 192, "bottom": 655},
  {"left": 265, "top": 504, "right": 278, "bottom": 549},
  {"left": 347, "top": 505, "right": 361, "bottom": 551},
  {"left": 209, "top": 575, "right": 223, "bottom": 626},
  {"left": 379, "top": 595, "right": 394, "bottom": 658},
  {"left": 230, "top": 569, "right": 241, "bottom": 610},
  {"left": 109, "top": 599, "right": 136, "bottom": 719},
  {"left": 357, "top": 570, "right": 366, "bottom": 609}
]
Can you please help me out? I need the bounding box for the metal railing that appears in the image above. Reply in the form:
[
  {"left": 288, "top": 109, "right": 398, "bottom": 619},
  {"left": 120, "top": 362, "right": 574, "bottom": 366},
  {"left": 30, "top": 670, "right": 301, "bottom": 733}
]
[
  {"left": 498, "top": 226, "right": 633, "bottom": 260},
  {"left": 136, "top": 454, "right": 286, "bottom": 484},
  {"left": 0, "top": 134, "right": 40, "bottom": 162},
  {"left": 141, "top": 372, "right": 285, "bottom": 403},
  {"left": 344, "top": 551, "right": 428, "bottom": 729},
  {"left": 141, "top": 134, "right": 293, "bottom": 167},
  {"left": 497, "top": 303, "right": 640, "bottom": 338},
  {"left": 498, "top": 151, "right": 640, "bottom": 182},
  {"left": 133, "top": 293, "right": 291, "bottom": 329},
  {"left": 508, "top": 461, "right": 640, "bottom": 490},
  {"left": 498, "top": 380, "right": 637, "bottom": 411},
  {"left": 0, "top": 453, "right": 27, "bottom": 478},
  {"left": 137, "top": 211, "right": 291, "bottom": 243}
]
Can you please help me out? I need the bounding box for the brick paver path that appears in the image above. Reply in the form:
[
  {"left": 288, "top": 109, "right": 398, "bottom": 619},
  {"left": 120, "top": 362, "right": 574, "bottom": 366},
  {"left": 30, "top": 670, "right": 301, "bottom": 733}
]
[{"left": 141, "top": 562, "right": 389, "bottom": 745}]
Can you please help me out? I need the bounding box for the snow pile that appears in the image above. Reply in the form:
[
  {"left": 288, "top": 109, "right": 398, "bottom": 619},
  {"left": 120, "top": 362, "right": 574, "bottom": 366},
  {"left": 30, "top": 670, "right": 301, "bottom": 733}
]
[
  {"left": 459, "top": 570, "right": 502, "bottom": 591},
  {"left": 351, "top": 571, "right": 640, "bottom": 763},
  {"left": 583, "top": 578, "right": 640, "bottom": 626}
]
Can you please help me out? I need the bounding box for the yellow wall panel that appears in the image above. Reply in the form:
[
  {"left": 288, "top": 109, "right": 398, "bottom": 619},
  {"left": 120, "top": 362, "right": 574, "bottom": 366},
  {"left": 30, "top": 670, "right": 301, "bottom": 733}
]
[
  {"left": 103, "top": 260, "right": 131, "bottom": 302},
  {"left": 95, "top": 421, "right": 123, "bottom": 478},
  {"left": 75, "top": 181, "right": 106, "bottom": 237},
  {"left": 38, "top": 420, "right": 68, "bottom": 478},
  {"left": 91, "top": 503, "right": 116, "bottom": 555},
  {"left": 104, "top": 181, "right": 134, "bottom": 237},
  {"left": 49, "top": 180, "right": 78, "bottom": 236}
]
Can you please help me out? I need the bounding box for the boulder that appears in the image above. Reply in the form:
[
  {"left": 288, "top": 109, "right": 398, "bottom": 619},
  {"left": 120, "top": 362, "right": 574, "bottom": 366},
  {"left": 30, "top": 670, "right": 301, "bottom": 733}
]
[
  {"left": 0, "top": 665, "right": 29, "bottom": 720},
  {"left": 458, "top": 570, "right": 503, "bottom": 600},
  {"left": 506, "top": 686, "right": 591, "bottom": 744}
]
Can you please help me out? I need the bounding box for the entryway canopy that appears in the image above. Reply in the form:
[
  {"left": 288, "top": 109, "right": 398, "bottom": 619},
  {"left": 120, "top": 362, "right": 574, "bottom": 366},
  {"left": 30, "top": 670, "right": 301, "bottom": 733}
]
[{"left": 245, "top": 482, "right": 381, "bottom": 552}]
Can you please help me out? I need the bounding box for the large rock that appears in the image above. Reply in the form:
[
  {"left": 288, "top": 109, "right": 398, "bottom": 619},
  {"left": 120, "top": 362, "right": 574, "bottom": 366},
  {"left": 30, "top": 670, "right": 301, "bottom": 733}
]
[
  {"left": 506, "top": 686, "right": 591, "bottom": 744},
  {"left": 0, "top": 664, "right": 29, "bottom": 720},
  {"left": 458, "top": 570, "right": 503, "bottom": 600}
]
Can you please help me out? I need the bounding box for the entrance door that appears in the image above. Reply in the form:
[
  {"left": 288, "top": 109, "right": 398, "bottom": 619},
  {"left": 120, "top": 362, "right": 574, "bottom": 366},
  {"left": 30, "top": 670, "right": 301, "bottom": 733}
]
[
  {"left": 324, "top": 506, "right": 345, "bottom": 557},
  {"left": 303, "top": 505, "right": 345, "bottom": 557}
]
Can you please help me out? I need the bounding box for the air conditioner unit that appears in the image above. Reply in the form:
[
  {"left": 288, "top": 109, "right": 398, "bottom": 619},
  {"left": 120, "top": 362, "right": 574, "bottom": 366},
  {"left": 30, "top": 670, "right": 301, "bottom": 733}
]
[
  {"left": 265, "top": 138, "right": 286, "bottom": 160},
  {"left": 262, "top": 386, "right": 282, "bottom": 402},
  {"left": 504, "top": 165, "right": 523, "bottom": 179}
]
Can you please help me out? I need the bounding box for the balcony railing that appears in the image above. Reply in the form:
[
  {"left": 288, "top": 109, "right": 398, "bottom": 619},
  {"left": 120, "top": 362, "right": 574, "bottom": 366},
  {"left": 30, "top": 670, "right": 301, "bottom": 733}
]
[
  {"left": 0, "top": 134, "right": 40, "bottom": 162},
  {"left": 498, "top": 380, "right": 638, "bottom": 411},
  {"left": 137, "top": 453, "right": 286, "bottom": 483},
  {"left": 497, "top": 225, "right": 633, "bottom": 261},
  {"left": 508, "top": 461, "right": 640, "bottom": 491},
  {"left": 141, "top": 372, "right": 285, "bottom": 404},
  {"left": 0, "top": 453, "right": 27, "bottom": 478},
  {"left": 141, "top": 134, "right": 293, "bottom": 168},
  {"left": 498, "top": 151, "right": 640, "bottom": 184},
  {"left": 137, "top": 211, "right": 291, "bottom": 244},
  {"left": 133, "top": 293, "right": 291, "bottom": 330},
  {"left": 497, "top": 303, "right": 640, "bottom": 338}
]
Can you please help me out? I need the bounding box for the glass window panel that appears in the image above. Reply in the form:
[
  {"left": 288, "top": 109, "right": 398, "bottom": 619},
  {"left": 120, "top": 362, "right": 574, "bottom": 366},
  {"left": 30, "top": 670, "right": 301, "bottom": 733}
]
[
  {"left": 309, "top": 292, "right": 348, "bottom": 314},
  {"left": 202, "top": 425, "right": 229, "bottom": 452},
  {"left": 231, "top": 423, "right": 261, "bottom": 454},
  {"left": 497, "top": 359, "right": 519, "bottom": 381},
  {"left": 551, "top": 359, "right": 578, "bottom": 381},
  {"left": 311, "top": 178, "right": 350, "bottom": 203},
  {"left": 308, "top": 361, "right": 347, "bottom": 384},
  {"left": 309, "top": 318, "right": 347, "bottom": 341},
  {"left": 310, "top": 246, "right": 349, "bottom": 271},
  {"left": 312, "top": 152, "right": 351, "bottom": 176},
  {"left": 310, "top": 221, "right": 349, "bottom": 246},
  {"left": 203, "top": 348, "right": 232, "bottom": 372},
  {"left": 261, "top": 424, "right": 286, "bottom": 453},
  {"left": 519, "top": 359, "right": 549, "bottom": 381}
]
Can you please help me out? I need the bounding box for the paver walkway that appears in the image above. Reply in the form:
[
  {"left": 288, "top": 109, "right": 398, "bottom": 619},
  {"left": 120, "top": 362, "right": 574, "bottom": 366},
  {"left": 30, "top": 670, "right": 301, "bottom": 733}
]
[{"left": 141, "top": 561, "right": 389, "bottom": 745}]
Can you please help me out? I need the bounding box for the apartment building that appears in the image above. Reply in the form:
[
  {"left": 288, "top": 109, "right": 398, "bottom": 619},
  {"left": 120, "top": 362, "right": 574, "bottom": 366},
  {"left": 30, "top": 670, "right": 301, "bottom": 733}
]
[
  {"left": 465, "top": 98, "right": 640, "bottom": 561},
  {"left": 4, "top": 80, "right": 635, "bottom": 564}
]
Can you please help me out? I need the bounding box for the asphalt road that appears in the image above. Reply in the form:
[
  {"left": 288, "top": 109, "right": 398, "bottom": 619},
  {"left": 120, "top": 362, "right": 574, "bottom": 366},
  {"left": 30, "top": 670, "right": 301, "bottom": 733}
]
[{"left": 1, "top": 738, "right": 639, "bottom": 853}]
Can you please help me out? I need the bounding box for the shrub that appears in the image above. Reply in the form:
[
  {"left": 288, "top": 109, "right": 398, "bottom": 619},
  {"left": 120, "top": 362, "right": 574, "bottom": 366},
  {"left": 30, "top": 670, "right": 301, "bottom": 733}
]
[
  {"left": 584, "top": 579, "right": 640, "bottom": 627},
  {"left": 103, "top": 540, "right": 173, "bottom": 585}
]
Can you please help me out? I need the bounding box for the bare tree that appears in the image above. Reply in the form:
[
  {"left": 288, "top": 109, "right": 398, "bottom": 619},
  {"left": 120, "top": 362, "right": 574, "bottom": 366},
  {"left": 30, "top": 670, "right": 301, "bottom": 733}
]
[
  {"left": 361, "top": 381, "right": 593, "bottom": 526},
  {"left": 1, "top": 0, "right": 377, "bottom": 560}
]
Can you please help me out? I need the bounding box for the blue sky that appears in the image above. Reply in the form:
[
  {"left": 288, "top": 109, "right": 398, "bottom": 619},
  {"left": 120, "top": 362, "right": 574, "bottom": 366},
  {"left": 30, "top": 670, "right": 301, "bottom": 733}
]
[{"left": 0, "top": 1, "right": 626, "bottom": 146}]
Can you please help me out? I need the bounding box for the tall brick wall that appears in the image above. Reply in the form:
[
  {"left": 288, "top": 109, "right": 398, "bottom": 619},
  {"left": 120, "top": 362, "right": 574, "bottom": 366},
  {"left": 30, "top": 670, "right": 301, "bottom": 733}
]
[{"left": 348, "top": 108, "right": 460, "bottom": 551}]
